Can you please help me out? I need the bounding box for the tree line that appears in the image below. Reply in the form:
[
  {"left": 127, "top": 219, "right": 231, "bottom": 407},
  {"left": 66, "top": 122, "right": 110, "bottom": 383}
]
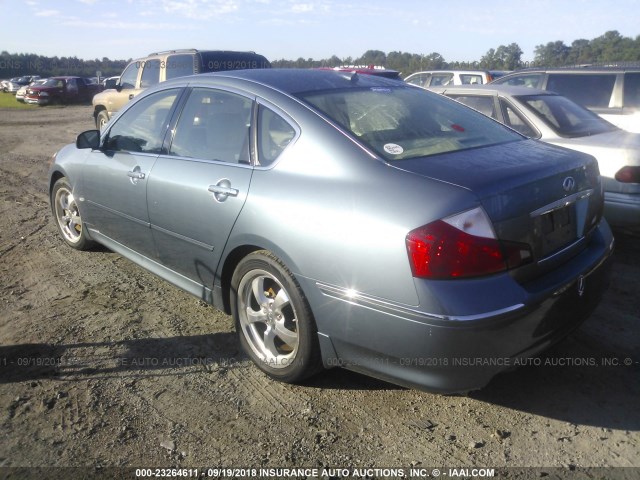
[
  {"left": 2, "top": 30, "right": 639, "bottom": 80},
  {"left": 272, "top": 31, "right": 640, "bottom": 73}
]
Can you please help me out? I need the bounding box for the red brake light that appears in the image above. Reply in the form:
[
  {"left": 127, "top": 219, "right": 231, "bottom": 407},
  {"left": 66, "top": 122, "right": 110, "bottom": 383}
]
[
  {"left": 615, "top": 166, "right": 640, "bottom": 184},
  {"left": 406, "top": 208, "right": 532, "bottom": 279}
]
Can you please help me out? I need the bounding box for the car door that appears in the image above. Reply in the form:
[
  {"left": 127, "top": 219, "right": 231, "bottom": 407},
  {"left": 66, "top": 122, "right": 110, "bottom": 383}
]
[
  {"left": 106, "top": 61, "right": 144, "bottom": 116},
  {"left": 81, "top": 88, "right": 182, "bottom": 258},
  {"left": 147, "top": 87, "right": 255, "bottom": 288}
]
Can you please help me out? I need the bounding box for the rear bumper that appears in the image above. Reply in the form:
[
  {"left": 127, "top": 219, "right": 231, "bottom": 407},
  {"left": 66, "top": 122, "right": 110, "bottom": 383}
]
[{"left": 307, "top": 220, "right": 614, "bottom": 393}]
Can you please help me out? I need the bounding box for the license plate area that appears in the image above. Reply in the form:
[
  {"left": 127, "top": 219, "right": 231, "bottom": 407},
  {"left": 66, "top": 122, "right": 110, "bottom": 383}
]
[{"left": 540, "top": 204, "right": 577, "bottom": 256}]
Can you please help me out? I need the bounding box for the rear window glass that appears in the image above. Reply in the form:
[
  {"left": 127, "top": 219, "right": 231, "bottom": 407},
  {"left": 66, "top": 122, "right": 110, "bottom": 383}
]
[
  {"left": 517, "top": 94, "right": 617, "bottom": 137},
  {"left": 166, "top": 54, "right": 195, "bottom": 80},
  {"left": 447, "top": 95, "right": 497, "bottom": 119},
  {"left": 546, "top": 74, "right": 616, "bottom": 108},
  {"left": 298, "top": 87, "right": 521, "bottom": 161}
]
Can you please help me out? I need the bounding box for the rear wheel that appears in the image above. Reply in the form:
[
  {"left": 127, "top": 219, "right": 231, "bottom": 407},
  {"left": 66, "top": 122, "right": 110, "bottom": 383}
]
[
  {"left": 51, "top": 177, "right": 94, "bottom": 250},
  {"left": 231, "top": 251, "right": 322, "bottom": 383}
]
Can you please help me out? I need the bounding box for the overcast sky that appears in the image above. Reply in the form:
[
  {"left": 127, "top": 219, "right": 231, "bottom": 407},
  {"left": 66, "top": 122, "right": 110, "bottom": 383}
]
[{"left": 2, "top": 0, "right": 639, "bottom": 63}]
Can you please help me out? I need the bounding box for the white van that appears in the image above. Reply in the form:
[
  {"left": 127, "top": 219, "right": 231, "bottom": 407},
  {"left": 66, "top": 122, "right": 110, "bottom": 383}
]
[{"left": 404, "top": 70, "right": 495, "bottom": 88}]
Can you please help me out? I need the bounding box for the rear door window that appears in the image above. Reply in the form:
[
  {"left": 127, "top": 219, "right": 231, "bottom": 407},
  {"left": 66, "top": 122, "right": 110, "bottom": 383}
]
[
  {"left": 169, "top": 88, "right": 253, "bottom": 164},
  {"left": 166, "top": 54, "right": 195, "bottom": 80},
  {"left": 546, "top": 74, "right": 616, "bottom": 108},
  {"left": 459, "top": 74, "right": 484, "bottom": 85},
  {"left": 429, "top": 73, "right": 454, "bottom": 86}
]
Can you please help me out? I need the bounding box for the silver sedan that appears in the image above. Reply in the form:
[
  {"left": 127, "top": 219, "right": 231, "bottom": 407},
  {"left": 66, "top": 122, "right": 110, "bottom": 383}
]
[
  {"left": 427, "top": 84, "right": 640, "bottom": 231},
  {"left": 49, "top": 69, "right": 613, "bottom": 393}
]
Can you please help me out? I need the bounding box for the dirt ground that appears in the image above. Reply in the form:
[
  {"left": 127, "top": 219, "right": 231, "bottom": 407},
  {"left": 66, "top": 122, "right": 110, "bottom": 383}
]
[{"left": 0, "top": 104, "right": 638, "bottom": 478}]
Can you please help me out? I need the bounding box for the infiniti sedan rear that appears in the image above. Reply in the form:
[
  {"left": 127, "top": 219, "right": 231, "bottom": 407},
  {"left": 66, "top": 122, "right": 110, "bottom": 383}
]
[{"left": 48, "top": 69, "right": 613, "bottom": 393}]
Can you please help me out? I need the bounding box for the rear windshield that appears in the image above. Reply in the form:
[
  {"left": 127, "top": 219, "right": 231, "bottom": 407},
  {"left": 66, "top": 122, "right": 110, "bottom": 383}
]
[
  {"left": 298, "top": 86, "right": 521, "bottom": 161},
  {"left": 198, "top": 52, "right": 271, "bottom": 72},
  {"left": 517, "top": 94, "right": 617, "bottom": 137}
]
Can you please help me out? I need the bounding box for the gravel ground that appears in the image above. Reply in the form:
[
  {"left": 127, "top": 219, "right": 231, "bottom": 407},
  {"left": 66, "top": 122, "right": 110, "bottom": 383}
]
[{"left": 0, "top": 103, "right": 638, "bottom": 479}]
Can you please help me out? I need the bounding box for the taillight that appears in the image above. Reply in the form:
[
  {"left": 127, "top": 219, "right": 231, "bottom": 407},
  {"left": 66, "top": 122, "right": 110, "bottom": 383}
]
[
  {"left": 615, "top": 166, "right": 640, "bottom": 183},
  {"left": 406, "top": 207, "right": 532, "bottom": 279}
]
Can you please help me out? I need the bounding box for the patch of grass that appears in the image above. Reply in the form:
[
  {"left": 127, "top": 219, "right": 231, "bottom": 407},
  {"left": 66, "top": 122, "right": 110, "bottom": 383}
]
[{"left": 0, "top": 92, "right": 39, "bottom": 109}]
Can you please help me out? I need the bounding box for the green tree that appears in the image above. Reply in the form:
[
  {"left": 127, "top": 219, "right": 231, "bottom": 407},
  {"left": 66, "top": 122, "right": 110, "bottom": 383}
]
[{"left": 534, "top": 40, "right": 571, "bottom": 66}]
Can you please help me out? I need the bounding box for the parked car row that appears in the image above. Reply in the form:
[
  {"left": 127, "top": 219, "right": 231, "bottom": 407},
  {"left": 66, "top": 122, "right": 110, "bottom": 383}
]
[
  {"left": 1, "top": 75, "right": 41, "bottom": 93},
  {"left": 4, "top": 75, "right": 104, "bottom": 105}
]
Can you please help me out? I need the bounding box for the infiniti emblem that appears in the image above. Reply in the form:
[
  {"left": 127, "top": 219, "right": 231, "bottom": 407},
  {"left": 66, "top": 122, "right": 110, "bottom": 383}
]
[{"left": 563, "top": 176, "right": 576, "bottom": 192}]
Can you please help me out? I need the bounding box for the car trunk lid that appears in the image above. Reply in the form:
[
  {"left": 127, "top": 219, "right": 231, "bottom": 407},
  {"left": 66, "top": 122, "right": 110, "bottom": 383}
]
[{"left": 391, "top": 139, "right": 604, "bottom": 275}]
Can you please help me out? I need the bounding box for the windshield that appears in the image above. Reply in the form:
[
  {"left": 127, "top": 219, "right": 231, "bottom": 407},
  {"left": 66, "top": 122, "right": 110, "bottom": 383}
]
[
  {"left": 516, "top": 94, "right": 617, "bottom": 138},
  {"left": 41, "top": 78, "right": 64, "bottom": 88},
  {"left": 299, "top": 86, "right": 521, "bottom": 161}
]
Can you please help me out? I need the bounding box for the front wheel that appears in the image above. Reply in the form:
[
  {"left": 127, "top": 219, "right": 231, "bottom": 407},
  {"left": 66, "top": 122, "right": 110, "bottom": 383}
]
[
  {"left": 51, "top": 177, "right": 94, "bottom": 250},
  {"left": 231, "top": 251, "right": 322, "bottom": 383},
  {"left": 96, "top": 110, "right": 110, "bottom": 131}
]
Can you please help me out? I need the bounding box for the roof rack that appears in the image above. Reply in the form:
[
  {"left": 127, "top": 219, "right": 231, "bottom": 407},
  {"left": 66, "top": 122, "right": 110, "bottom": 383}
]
[
  {"left": 147, "top": 49, "right": 199, "bottom": 56},
  {"left": 514, "top": 62, "right": 640, "bottom": 72},
  {"left": 147, "top": 49, "right": 259, "bottom": 56}
]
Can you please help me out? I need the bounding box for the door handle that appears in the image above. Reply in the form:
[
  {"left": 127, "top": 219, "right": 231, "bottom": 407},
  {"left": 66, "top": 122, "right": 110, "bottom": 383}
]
[
  {"left": 129, "top": 94, "right": 134, "bottom": 100},
  {"left": 208, "top": 179, "right": 239, "bottom": 202},
  {"left": 127, "top": 171, "right": 146, "bottom": 180}
]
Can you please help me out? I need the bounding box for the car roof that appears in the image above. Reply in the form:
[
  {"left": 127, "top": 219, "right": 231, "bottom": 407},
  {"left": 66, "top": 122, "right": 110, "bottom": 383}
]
[
  {"left": 428, "top": 84, "right": 555, "bottom": 97},
  {"left": 502, "top": 64, "right": 640, "bottom": 73},
  {"left": 167, "top": 68, "right": 407, "bottom": 95}
]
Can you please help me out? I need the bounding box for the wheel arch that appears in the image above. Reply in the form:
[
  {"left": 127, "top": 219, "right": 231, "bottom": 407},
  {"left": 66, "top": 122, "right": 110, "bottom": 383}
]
[
  {"left": 49, "top": 169, "right": 66, "bottom": 198},
  {"left": 218, "top": 238, "right": 303, "bottom": 315},
  {"left": 93, "top": 104, "right": 107, "bottom": 120}
]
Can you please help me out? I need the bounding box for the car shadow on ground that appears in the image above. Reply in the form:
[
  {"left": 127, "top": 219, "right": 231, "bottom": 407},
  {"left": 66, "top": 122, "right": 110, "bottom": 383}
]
[
  {"left": 0, "top": 332, "right": 242, "bottom": 384},
  {"left": 0, "top": 329, "right": 637, "bottom": 430},
  {"left": 471, "top": 331, "right": 640, "bottom": 431}
]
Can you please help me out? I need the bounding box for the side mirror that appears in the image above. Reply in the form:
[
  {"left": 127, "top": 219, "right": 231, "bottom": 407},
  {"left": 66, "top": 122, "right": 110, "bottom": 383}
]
[
  {"left": 104, "top": 78, "right": 117, "bottom": 89},
  {"left": 76, "top": 130, "right": 101, "bottom": 149}
]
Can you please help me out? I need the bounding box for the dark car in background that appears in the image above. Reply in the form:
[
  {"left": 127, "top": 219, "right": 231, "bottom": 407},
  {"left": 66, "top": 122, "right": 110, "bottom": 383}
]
[
  {"left": 25, "top": 76, "right": 102, "bottom": 105},
  {"left": 50, "top": 69, "right": 613, "bottom": 393}
]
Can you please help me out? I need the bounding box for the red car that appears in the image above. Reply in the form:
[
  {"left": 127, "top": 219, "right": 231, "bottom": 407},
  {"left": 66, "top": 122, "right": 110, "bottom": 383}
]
[{"left": 25, "top": 76, "right": 102, "bottom": 105}]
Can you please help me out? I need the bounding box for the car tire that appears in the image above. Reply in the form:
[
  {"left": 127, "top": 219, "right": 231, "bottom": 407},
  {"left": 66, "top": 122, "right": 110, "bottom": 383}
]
[
  {"left": 231, "top": 250, "right": 323, "bottom": 383},
  {"left": 51, "top": 177, "right": 94, "bottom": 250},
  {"left": 96, "top": 110, "right": 110, "bottom": 131}
]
